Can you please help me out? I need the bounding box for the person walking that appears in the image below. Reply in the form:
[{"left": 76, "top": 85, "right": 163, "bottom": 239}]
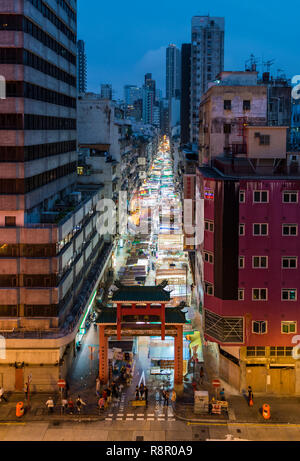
[
  {"left": 68, "top": 397, "right": 75, "bottom": 415},
  {"left": 98, "top": 396, "right": 105, "bottom": 413},
  {"left": 76, "top": 395, "right": 86, "bottom": 414},
  {"left": 220, "top": 388, "right": 225, "bottom": 402},
  {"left": 24, "top": 382, "right": 29, "bottom": 400},
  {"left": 96, "top": 377, "right": 101, "bottom": 398},
  {"left": 248, "top": 386, "right": 254, "bottom": 407},
  {"left": 135, "top": 386, "right": 140, "bottom": 401},
  {"left": 45, "top": 397, "right": 54, "bottom": 414},
  {"left": 144, "top": 386, "right": 148, "bottom": 405},
  {"left": 0, "top": 387, "right": 8, "bottom": 403},
  {"left": 200, "top": 367, "right": 204, "bottom": 385},
  {"left": 61, "top": 398, "right": 68, "bottom": 414},
  {"left": 139, "top": 383, "right": 145, "bottom": 401},
  {"left": 164, "top": 390, "right": 170, "bottom": 407},
  {"left": 106, "top": 386, "right": 112, "bottom": 405}
]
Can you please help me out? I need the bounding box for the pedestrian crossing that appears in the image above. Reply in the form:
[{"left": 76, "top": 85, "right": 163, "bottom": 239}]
[{"left": 104, "top": 411, "right": 176, "bottom": 422}]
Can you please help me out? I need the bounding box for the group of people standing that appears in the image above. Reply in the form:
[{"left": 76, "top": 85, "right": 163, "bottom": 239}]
[
  {"left": 135, "top": 383, "right": 148, "bottom": 403},
  {"left": 97, "top": 378, "right": 122, "bottom": 411},
  {"left": 45, "top": 395, "right": 86, "bottom": 415}
]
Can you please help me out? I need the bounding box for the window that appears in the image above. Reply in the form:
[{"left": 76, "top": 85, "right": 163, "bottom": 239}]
[
  {"left": 252, "top": 289, "right": 268, "bottom": 301},
  {"left": 204, "top": 220, "right": 214, "bottom": 232},
  {"left": 239, "top": 224, "right": 245, "bottom": 236},
  {"left": 224, "top": 100, "right": 231, "bottom": 111},
  {"left": 246, "top": 346, "right": 266, "bottom": 357},
  {"left": 253, "top": 191, "right": 269, "bottom": 203},
  {"left": 283, "top": 191, "right": 298, "bottom": 203},
  {"left": 239, "top": 257, "right": 245, "bottom": 269},
  {"left": 281, "top": 322, "right": 297, "bottom": 334},
  {"left": 243, "top": 100, "right": 251, "bottom": 111},
  {"left": 252, "top": 321, "right": 267, "bottom": 334},
  {"left": 259, "top": 135, "right": 270, "bottom": 145},
  {"left": 282, "top": 289, "right": 297, "bottom": 301},
  {"left": 204, "top": 252, "right": 213, "bottom": 264},
  {"left": 5, "top": 216, "right": 16, "bottom": 227},
  {"left": 282, "top": 257, "right": 297, "bottom": 269},
  {"left": 223, "top": 123, "right": 231, "bottom": 134},
  {"left": 282, "top": 224, "right": 298, "bottom": 236},
  {"left": 204, "top": 282, "right": 214, "bottom": 296},
  {"left": 252, "top": 256, "right": 268, "bottom": 269},
  {"left": 238, "top": 289, "right": 245, "bottom": 301},
  {"left": 270, "top": 347, "right": 293, "bottom": 357},
  {"left": 253, "top": 224, "right": 268, "bottom": 236},
  {"left": 239, "top": 191, "right": 245, "bottom": 203}
]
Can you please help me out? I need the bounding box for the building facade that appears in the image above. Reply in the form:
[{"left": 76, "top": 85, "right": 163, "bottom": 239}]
[
  {"left": 77, "top": 39, "right": 87, "bottom": 94},
  {"left": 0, "top": 0, "right": 114, "bottom": 391},
  {"left": 166, "top": 44, "right": 181, "bottom": 101},
  {"left": 190, "top": 16, "right": 224, "bottom": 146},
  {"left": 180, "top": 43, "right": 191, "bottom": 145},
  {"left": 100, "top": 84, "right": 112, "bottom": 100}
]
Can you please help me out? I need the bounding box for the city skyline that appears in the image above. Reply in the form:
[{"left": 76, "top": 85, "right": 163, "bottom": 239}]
[{"left": 78, "top": 0, "right": 299, "bottom": 98}]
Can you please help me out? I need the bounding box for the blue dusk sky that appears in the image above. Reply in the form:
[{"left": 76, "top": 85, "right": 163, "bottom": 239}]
[{"left": 78, "top": 0, "right": 299, "bottom": 99}]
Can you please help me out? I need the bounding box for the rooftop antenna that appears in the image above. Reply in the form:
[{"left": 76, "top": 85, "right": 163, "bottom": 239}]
[
  {"left": 245, "top": 54, "right": 259, "bottom": 72},
  {"left": 263, "top": 59, "right": 275, "bottom": 73}
]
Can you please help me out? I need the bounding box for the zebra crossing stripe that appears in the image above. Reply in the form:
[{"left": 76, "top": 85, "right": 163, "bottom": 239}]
[{"left": 105, "top": 418, "right": 112, "bottom": 421}]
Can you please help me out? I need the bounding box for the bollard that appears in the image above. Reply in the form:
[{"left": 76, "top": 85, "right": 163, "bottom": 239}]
[
  {"left": 262, "top": 403, "right": 271, "bottom": 420},
  {"left": 16, "top": 402, "right": 24, "bottom": 418}
]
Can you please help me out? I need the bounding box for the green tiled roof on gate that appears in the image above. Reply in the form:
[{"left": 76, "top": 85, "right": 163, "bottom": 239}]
[
  {"left": 112, "top": 283, "right": 171, "bottom": 303},
  {"left": 95, "top": 306, "right": 187, "bottom": 324}
]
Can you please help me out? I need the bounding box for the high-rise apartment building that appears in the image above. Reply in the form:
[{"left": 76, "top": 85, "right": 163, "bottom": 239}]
[
  {"left": 142, "top": 73, "right": 156, "bottom": 124},
  {"left": 166, "top": 44, "right": 181, "bottom": 100},
  {"left": 190, "top": 16, "right": 224, "bottom": 145},
  {"left": 180, "top": 44, "right": 191, "bottom": 145},
  {"left": 101, "top": 84, "right": 113, "bottom": 100},
  {"left": 0, "top": 0, "right": 114, "bottom": 391},
  {"left": 77, "top": 39, "right": 87, "bottom": 93},
  {"left": 124, "top": 85, "right": 141, "bottom": 106}
]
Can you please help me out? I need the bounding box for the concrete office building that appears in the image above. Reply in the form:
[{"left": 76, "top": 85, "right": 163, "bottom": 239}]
[
  {"left": 0, "top": 0, "right": 114, "bottom": 391},
  {"left": 77, "top": 39, "right": 87, "bottom": 94}
]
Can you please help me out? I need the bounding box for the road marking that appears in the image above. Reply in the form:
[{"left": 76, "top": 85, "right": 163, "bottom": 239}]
[
  {"left": 0, "top": 423, "right": 26, "bottom": 426},
  {"left": 108, "top": 414, "right": 114, "bottom": 417},
  {"left": 116, "top": 418, "right": 123, "bottom": 421},
  {"left": 117, "top": 414, "right": 124, "bottom": 417},
  {"left": 136, "top": 418, "right": 144, "bottom": 421},
  {"left": 105, "top": 418, "right": 112, "bottom": 421},
  {"left": 158, "top": 418, "right": 165, "bottom": 421},
  {"left": 126, "top": 418, "right": 133, "bottom": 421},
  {"left": 148, "top": 414, "right": 155, "bottom": 416},
  {"left": 137, "top": 413, "right": 144, "bottom": 416},
  {"left": 147, "top": 418, "right": 155, "bottom": 421},
  {"left": 127, "top": 414, "right": 134, "bottom": 417}
]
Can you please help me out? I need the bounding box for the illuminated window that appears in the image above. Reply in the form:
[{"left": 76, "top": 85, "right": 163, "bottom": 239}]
[
  {"left": 252, "top": 288, "right": 268, "bottom": 301},
  {"left": 281, "top": 322, "right": 297, "bottom": 334},
  {"left": 282, "top": 289, "right": 297, "bottom": 301}
]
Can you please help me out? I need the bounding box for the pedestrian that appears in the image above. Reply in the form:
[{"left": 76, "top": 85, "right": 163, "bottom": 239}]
[
  {"left": 139, "top": 383, "right": 145, "bottom": 400},
  {"left": 0, "top": 387, "right": 8, "bottom": 402},
  {"left": 164, "top": 390, "right": 170, "bottom": 407},
  {"left": 248, "top": 386, "right": 254, "bottom": 407},
  {"left": 24, "top": 382, "right": 29, "bottom": 400},
  {"left": 68, "top": 397, "right": 75, "bottom": 414},
  {"left": 102, "top": 388, "right": 107, "bottom": 402},
  {"left": 135, "top": 386, "right": 140, "bottom": 401},
  {"left": 61, "top": 398, "right": 68, "bottom": 414},
  {"left": 98, "top": 397, "right": 105, "bottom": 412},
  {"left": 118, "top": 383, "right": 124, "bottom": 394},
  {"left": 192, "top": 381, "right": 197, "bottom": 393},
  {"left": 200, "top": 367, "right": 204, "bottom": 385},
  {"left": 96, "top": 377, "right": 101, "bottom": 397},
  {"left": 106, "top": 386, "right": 112, "bottom": 405},
  {"left": 45, "top": 397, "right": 54, "bottom": 414},
  {"left": 171, "top": 389, "right": 176, "bottom": 403},
  {"left": 220, "top": 388, "right": 225, "bottom": 402},
  {"left": 144, "top": 386, "right": 148, "bottom": 405},
  {"left": 76, "top": 395, "right": 86, "bottom": 414}
]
